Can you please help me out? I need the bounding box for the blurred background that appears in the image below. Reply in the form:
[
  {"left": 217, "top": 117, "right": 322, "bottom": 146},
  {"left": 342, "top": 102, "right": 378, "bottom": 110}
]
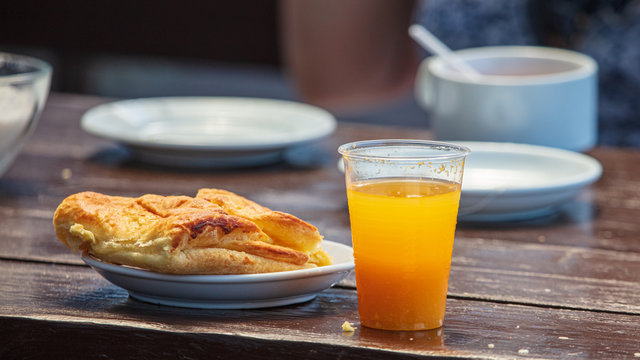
[
  {"left": 0, "top": 0, "right": 294, "bottom": 99},
  {"left": 0, "top": 0, "right": 431, "bottom": 130},
  {"left": 2, "top": 0, "right": 639, "bottom": 146}
]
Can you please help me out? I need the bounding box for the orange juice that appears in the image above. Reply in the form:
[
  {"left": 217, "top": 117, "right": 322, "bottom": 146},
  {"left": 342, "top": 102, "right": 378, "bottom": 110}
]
[{"left": 346, "top": 178, "right": 461, "bottom": 330}]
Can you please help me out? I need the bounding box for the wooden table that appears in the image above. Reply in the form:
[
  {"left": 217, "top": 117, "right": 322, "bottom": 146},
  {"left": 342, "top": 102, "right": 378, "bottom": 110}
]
[{"left": 2, "top": 93, "right": 640, "bottom": 359}]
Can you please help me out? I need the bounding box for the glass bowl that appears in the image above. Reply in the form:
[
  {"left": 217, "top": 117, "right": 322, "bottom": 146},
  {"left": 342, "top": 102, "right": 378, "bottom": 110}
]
[{"left": 0, "top": 52, "right": 52, "bottom": 176}]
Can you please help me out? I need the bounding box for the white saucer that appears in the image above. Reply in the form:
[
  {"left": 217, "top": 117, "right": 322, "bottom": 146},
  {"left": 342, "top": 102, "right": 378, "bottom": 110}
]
[
  {"left": 81, "top": 97, "right": 337, "bottom": 168},
  {"left": 337, "top": 141, "right": 602, "bottom": 222},
  {"left": 454, "top": 141, "right": 602, "bottom": 222},
  {"left": 81, "top": 240, "right": 354, "bottom": 309}
]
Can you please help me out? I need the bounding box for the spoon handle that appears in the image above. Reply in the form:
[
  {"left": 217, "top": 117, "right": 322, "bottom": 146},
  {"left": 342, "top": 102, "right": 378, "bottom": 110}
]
[{"left": 409, "top": 24, "right": 481, "bottom": 79}]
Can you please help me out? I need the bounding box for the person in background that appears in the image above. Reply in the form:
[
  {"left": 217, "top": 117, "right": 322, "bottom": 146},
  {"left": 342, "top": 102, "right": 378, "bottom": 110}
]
[{"left": 280, "top": 0, "right": 640, "bottom": 147}]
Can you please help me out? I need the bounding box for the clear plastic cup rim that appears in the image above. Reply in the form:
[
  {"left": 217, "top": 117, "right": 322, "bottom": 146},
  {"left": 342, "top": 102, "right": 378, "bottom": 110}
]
[{"left": 338, "top": 139, "right": 471, "bottom": 161}]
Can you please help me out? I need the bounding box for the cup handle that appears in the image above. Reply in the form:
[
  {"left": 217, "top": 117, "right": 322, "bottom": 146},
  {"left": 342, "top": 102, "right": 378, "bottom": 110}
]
[{"left": 415, "top": 57, "right": 436, "bottom": 111}]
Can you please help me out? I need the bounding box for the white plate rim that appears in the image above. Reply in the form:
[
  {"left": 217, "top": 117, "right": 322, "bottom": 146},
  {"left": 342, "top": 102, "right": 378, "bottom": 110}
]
[
  {"left": 80, "top": 96, "right": 337, "bottom": 151},
  {"left": 453, "top": 141, "right": 602, "bottom": 195},
  {"left": 81, "top": 240, "right": 354, "bottom": 284}
]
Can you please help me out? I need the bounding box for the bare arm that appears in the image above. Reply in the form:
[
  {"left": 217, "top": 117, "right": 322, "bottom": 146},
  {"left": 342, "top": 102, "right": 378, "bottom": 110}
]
[{"left": 280, "top": 0, "right": 419, "bottom": 112}]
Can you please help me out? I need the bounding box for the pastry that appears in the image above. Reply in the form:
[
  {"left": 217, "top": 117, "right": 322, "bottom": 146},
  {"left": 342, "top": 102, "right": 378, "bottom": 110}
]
[
  {"left": 53, "top": 190, "right": 332, "bottom": 274},
  {"left": 196, "top": 188, "right": 332, "bottom": 266}
]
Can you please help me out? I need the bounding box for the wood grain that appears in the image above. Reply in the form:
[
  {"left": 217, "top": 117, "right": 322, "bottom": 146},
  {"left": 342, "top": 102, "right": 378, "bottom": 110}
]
[
  {"left": 4, "top": 203, "right": 640, "bottom": 315},
  {"left": 2, "top": 93, "right": 640, "bottom": 359},
  {"left": 2, "top": 260, "right": 640, "bottom": 360}
]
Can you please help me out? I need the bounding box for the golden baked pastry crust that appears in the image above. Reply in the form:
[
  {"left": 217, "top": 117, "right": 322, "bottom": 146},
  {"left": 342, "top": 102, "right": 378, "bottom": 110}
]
[
  {"left": 53, "top": 190, "right": 332, "bottom": 274},
  {"left": 196, "top": 188, "right": 331, "bottom": 266}
]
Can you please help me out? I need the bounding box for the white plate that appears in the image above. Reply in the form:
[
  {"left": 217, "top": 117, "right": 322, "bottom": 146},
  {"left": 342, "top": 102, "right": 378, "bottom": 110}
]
[
  {"left": 337, "top": 141, "right": 602, "bottom": 222},
  {"left": 81, "top": 240, "right": 354, "bottom": 309},
  {"left": 455, "top": 142, "right": 602, "bottom": 222},
  {"left": 81, "top": 97, "right": 337, "bottom": 168}
]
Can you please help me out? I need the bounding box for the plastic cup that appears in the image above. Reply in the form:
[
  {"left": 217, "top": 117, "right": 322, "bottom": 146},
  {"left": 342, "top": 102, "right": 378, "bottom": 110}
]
[{"left": 338, "top": 139, "right": 469, "bottom": 331}]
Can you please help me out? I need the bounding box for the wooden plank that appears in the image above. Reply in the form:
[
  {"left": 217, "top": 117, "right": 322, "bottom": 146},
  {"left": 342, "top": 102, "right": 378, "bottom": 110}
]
[
  {"left": 453, "top": 237, "right": 640, "bottom": 282},
  {"left": 2, "top": 259, "right": 640, "bottom": 359}
]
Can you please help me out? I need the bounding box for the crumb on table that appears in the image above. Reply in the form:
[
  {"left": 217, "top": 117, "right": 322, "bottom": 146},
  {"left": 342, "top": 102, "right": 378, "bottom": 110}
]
[{"left": 341, "top": 321, "right": 356, "bottom": 332}]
